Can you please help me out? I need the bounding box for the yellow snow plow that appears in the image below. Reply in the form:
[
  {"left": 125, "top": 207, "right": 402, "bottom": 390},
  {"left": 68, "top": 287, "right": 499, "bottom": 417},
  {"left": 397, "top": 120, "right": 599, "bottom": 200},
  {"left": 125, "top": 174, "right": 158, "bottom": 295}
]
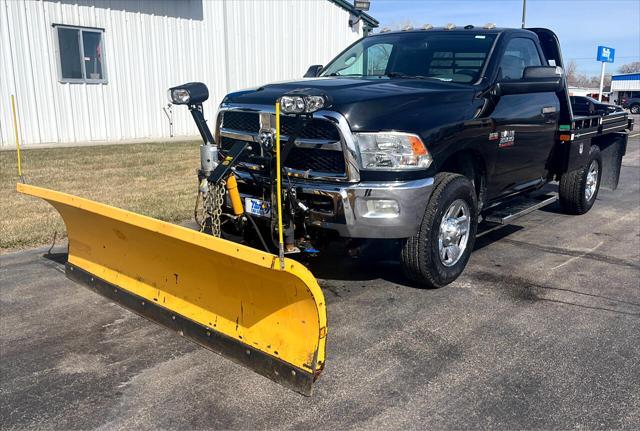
[
  {"left": 16, "top": 83, "right": 340, "bottom": 395},
  {"left": 16, "top": 182, "right": 327, "bottom": 395}
]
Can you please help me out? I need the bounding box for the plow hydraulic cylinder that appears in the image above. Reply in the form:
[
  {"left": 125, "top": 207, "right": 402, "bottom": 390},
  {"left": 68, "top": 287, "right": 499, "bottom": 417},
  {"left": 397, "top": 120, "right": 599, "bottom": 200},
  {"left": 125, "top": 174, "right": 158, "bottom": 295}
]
[{"left": 226, "top": 174, "right": 244, "bottom": 216}]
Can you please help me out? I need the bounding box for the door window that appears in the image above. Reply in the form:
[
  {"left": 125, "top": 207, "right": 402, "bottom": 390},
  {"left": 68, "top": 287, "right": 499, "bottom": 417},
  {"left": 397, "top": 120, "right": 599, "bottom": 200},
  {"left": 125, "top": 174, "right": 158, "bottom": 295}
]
[
  {"left": 498, "top": 38, "right": 542, "bottom": 81},
  {"left": 366, "top": 43, "right": 392, "bottom": 75}
]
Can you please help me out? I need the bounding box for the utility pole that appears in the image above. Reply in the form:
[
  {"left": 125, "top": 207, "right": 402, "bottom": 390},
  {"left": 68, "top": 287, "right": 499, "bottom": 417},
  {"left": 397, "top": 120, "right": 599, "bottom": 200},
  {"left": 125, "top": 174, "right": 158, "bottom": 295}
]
[{"left": 521, "top": 0, "right": 527, "bottom": 28}]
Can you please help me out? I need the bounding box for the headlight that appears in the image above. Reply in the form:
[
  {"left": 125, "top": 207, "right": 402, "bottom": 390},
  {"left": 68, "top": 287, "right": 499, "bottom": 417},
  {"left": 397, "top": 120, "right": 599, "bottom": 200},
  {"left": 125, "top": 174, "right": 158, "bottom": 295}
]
[
  {"left": 280, "top": 94, "right": 326, "bottom": 114},
  {"left": 354, "top": 132, "right": 432, "bottom": 170}
]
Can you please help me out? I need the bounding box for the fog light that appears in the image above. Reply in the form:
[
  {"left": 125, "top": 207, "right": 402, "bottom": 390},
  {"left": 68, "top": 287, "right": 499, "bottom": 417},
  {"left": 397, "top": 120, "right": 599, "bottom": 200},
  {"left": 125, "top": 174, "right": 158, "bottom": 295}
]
[{"left": 356, "top": 199, "right": 400, "bottom": 218}]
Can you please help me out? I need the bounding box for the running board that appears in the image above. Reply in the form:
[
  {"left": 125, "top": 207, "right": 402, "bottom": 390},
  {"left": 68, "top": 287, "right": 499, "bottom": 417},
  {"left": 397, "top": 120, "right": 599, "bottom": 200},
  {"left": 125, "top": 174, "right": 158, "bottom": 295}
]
[{"left": 483, "top": 193, "right": 558, "bottom": 224}]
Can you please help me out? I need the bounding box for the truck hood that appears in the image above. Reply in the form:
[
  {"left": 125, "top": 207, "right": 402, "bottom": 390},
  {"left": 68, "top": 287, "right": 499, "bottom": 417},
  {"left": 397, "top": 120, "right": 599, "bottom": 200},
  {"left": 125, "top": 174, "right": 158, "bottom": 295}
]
[{"left": 222, "top": 77, "right": 481, "bottom": 133}]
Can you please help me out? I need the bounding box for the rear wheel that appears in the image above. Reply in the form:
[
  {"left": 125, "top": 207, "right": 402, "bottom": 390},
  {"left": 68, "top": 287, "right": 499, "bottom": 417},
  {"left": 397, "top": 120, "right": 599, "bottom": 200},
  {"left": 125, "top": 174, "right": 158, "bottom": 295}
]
[
  {"left": 400, "top": 173, "right": 478, "bottom": 288},
  {"left": 630, "top": 103, "right": 640, "bottom": 114},
  {"left": 559, "top": 145, "right": 602, "bottom": 215}
]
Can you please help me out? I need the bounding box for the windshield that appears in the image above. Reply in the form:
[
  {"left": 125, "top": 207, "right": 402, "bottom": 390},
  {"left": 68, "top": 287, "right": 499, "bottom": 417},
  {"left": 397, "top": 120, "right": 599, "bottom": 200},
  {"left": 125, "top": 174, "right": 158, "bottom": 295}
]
[{"left": 320, "top": 32, "right": 497, "bottom": 84}]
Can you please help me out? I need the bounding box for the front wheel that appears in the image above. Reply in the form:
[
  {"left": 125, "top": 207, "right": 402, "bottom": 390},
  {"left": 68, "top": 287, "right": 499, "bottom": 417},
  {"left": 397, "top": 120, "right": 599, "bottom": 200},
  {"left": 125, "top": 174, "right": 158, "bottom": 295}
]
[
  {"left": 559, "top": 145, "right": 602, "bottom": 215},
  {"left": 400, "top": 173, "right": 478, "bottom": 288},
  {"left": 630, "top": 104, "right": 640, "bottom": 114}
]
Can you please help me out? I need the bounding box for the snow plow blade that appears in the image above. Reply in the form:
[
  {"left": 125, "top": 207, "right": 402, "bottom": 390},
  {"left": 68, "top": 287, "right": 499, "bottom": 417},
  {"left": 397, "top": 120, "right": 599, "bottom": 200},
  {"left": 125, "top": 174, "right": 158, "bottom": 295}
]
[{"left": 17, "top": 183, "right": 327, "bottom": 395}]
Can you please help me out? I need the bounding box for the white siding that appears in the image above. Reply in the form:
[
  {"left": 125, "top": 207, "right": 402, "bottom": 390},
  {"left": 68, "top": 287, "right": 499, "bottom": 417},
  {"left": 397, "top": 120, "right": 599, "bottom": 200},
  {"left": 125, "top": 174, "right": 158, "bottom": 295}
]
[
  {"left": 610, "top": 79, "right": 640, "bottom": 92},
  {"left": 0, "top": 0, "right": 363, "bottom": 148}
]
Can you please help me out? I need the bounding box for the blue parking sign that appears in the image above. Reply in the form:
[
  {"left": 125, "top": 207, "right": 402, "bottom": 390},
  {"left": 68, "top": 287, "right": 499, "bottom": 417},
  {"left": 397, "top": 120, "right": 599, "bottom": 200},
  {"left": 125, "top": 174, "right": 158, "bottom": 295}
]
[{"left": 596, "top": 46, "right": 615, "bottom": 63}]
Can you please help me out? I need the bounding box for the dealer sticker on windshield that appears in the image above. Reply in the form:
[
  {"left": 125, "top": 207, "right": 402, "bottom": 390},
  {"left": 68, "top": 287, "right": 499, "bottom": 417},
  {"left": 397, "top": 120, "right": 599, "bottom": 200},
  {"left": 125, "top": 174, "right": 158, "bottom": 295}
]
[{"left": 245, "top": 197, "right": 271, "bottom": 218}]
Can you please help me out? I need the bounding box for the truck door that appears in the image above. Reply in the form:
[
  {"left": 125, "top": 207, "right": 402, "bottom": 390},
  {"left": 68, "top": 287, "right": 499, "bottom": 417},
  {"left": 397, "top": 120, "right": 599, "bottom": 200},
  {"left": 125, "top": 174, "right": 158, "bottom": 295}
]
[{"left": 488, "top": 36, "right": 560, "bottom": 197}]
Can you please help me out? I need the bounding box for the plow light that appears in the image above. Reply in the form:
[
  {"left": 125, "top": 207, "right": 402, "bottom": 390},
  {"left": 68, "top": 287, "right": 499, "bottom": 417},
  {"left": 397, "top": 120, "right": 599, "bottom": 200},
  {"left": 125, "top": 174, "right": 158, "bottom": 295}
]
[
  {"left": 280, "top": 93, "right": 327, "bottom": 114},
  {"left": 167, "top": 82, "right": 209, "bottom": 105},
  {"left": 280, "top": 95, "right": 306, "bottom": 114}
]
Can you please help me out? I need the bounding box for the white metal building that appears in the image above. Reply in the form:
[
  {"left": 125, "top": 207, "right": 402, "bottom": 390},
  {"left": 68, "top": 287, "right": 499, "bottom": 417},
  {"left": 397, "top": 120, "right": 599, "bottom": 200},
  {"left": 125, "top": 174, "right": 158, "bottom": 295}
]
[{"left": 0, "top": 0, "right": 377, "bottom": 148}]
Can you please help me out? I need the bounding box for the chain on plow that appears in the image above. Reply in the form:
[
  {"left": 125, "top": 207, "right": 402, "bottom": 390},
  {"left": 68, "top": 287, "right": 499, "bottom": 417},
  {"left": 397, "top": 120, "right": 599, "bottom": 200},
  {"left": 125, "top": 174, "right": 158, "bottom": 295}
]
[{"left": 196, "top": 179, "right": 226, "bottom": 237}]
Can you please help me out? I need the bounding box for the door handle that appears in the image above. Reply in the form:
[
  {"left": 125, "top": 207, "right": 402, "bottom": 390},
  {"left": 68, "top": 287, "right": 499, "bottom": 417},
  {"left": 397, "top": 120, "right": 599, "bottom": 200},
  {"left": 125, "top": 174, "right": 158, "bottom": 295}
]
[{"left": 541, "top": 106, "right": 556, "bottom": 114}]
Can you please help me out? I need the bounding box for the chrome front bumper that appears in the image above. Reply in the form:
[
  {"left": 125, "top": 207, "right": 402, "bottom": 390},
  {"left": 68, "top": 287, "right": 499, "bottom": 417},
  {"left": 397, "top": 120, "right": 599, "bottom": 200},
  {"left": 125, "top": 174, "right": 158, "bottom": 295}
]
[
  {"left": 235, "top": 172, "right": 434, "bottom": 239},
  {"left": 219, "top": 102, "right": 434, "bottom": 239}
]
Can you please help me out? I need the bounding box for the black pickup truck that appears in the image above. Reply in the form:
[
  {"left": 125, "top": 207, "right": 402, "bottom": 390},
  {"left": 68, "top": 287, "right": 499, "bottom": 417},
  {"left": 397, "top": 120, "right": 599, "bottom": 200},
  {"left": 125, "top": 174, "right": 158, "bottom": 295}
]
[{"left": 173, "top": 26, "right": 633, "bottom": 288}]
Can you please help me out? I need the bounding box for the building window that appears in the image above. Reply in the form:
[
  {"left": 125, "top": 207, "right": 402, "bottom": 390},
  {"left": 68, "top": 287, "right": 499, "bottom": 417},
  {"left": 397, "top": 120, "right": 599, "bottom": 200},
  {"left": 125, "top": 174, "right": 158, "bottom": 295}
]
[{"left": 55, "top": 25, "right": 106, "bottom": 83}]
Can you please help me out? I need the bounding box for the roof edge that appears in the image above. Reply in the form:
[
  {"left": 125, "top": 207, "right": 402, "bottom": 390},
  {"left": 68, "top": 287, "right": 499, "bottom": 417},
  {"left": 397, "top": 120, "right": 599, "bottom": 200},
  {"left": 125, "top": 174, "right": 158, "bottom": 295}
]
[{"left": 611, "top": 72, "right": 640, "bottom": 77}]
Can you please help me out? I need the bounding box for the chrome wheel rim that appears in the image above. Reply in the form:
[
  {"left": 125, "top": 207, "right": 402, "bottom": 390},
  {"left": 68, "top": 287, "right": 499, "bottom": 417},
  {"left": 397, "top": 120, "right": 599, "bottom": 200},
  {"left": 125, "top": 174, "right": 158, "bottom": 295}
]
[
  {"left": 585, "top": 160, "right": 599, "bottom": 201},
  {"left": 438, "top": 199, "right": 471, "bottom": 267}
]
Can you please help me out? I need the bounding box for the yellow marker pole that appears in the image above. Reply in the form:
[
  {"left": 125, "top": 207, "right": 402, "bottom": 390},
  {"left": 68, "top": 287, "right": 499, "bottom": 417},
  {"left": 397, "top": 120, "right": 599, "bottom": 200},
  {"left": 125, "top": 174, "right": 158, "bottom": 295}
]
[
  {"left": 275, "top": 102, "right": 285, "bottom": 269},
  {"left": 11, "top": 95, "right": 24, "bottom": 182}
]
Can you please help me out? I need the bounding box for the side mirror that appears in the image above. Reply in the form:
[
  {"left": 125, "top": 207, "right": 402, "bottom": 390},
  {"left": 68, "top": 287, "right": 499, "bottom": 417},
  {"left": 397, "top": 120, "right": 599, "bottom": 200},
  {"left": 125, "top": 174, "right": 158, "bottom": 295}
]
[
  {"left": 304, "top": 65, "right": 323, "bottom": 78},
  {"left": 495, "top": 66, "right": 563, "bottom": 96}
]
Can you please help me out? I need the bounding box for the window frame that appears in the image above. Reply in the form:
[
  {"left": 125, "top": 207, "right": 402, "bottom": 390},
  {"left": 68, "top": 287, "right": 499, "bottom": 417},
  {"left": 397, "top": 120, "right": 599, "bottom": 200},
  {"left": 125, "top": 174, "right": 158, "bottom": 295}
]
[{"left": 54, "top": 24, "right": 108, "bottom": 84}]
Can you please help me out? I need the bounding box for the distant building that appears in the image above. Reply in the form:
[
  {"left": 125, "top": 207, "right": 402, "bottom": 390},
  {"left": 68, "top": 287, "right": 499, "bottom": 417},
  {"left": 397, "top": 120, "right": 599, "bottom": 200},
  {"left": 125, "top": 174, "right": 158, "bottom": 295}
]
[
  {"left": 0, "top": 0, "right": 377, "bottom": 148},
  {"left": 609, "top": 73, "right": 640, "bottom": 106},
  {"left": 567, "top": 87, "right": 606, "bottom": 99}
]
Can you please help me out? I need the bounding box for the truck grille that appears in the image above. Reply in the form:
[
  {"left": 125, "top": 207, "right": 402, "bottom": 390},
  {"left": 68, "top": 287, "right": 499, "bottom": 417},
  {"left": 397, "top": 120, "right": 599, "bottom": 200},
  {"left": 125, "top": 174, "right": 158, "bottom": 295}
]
[
  {"left": 220, "top": 110, "right": 346, "bottom": 177},
  {"left": 220, "top": 137, "right": 346, "bottom": 174},
  {"left": 221, "top": 111, "right": 260, "bottom": 132},
  {"left": 222, "top": 111, "right": 340, "bottom": 141},
  {"left": 286, "top": 147, "right": 346, "bottom": 173}
]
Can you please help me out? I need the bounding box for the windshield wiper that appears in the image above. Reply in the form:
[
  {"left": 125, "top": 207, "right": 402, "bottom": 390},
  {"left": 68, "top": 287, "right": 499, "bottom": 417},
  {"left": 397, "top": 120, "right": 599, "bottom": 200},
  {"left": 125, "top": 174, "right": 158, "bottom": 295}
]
[
  {"left": 326, "top": 73, "right": 362, "bottom": 77},
  {"left": 384, "top": 72, "right": 439, "bottom": 81},
  {"left": 385, "top": 72, "right": 411, "bottom": 78}
]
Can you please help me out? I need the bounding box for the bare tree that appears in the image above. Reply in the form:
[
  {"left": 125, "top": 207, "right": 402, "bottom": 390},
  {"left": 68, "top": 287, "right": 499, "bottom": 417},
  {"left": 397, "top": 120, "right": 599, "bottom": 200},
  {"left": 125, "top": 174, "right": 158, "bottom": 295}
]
[
  {"left": 565, "top": 60, "right": 611, "bottom": 89},
  {"left": 565, "top": 60, "right": 579, "bottom": 85},
  {"left": 618, "top": 61, "right": 640, "bottom": 74}
]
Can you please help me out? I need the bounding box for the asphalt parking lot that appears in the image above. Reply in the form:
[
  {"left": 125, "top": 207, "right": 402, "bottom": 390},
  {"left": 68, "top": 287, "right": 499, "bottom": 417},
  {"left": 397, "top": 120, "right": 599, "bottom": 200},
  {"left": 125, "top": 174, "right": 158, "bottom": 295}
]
[{"left": 1, "top": 135, "right": 639, "bottom": 430}]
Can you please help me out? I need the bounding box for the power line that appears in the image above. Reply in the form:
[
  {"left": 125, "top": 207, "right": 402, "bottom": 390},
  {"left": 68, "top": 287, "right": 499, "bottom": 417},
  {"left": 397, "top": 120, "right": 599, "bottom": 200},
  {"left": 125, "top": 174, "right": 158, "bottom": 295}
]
[{"left": 568, "top": 56, "right": 639, "bottom": 60}]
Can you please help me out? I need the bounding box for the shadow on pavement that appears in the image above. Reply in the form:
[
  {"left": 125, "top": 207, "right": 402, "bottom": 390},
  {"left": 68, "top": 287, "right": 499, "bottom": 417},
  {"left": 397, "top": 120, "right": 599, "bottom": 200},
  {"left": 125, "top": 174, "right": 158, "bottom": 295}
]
[{"left": 43, "top": 251, "right": 68, "bottom": 265}]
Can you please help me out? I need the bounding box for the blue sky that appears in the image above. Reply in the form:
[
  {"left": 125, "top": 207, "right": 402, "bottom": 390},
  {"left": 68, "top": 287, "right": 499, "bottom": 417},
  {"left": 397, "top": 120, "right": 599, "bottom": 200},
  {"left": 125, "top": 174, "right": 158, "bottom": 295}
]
[{"left": 368, "top": 0, "right": 640, "bottom": 76}]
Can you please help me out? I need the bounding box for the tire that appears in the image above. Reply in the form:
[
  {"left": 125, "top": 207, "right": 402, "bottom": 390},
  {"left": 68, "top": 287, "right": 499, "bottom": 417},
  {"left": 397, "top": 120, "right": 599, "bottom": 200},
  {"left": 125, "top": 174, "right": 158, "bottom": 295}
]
[
  {"left": 400, "top": 173, "right": 478, "bottom": 288},
  {"left": 630, "top": 104, "right": 640, "bottom": 115},
  {"left": 559, "top": 145, "right": 602, "bottom": 215}
]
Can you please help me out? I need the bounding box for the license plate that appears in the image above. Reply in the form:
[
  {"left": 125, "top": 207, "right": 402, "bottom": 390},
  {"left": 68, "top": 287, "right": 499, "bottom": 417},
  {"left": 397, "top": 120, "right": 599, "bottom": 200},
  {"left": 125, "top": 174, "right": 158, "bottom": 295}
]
[{"left": 245, "top": 197, "right": 271, "bottom": 218}]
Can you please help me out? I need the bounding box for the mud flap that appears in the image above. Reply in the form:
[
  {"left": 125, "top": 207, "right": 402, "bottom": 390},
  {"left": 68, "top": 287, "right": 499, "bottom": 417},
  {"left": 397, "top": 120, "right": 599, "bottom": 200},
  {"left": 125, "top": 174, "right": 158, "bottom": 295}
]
[
  {"left": 596, "top": 133, "right": 627, "bottom": 191},
  {"left": 17, "top": 183, "right": 327, "bottom": 395}
]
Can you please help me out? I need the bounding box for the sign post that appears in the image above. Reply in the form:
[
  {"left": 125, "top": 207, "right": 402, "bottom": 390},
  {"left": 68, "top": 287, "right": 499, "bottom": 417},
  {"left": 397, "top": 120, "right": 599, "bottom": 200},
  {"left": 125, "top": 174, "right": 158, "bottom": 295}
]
[{"left": 596, "top": 45, "right": 615, "bottom": 102}]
